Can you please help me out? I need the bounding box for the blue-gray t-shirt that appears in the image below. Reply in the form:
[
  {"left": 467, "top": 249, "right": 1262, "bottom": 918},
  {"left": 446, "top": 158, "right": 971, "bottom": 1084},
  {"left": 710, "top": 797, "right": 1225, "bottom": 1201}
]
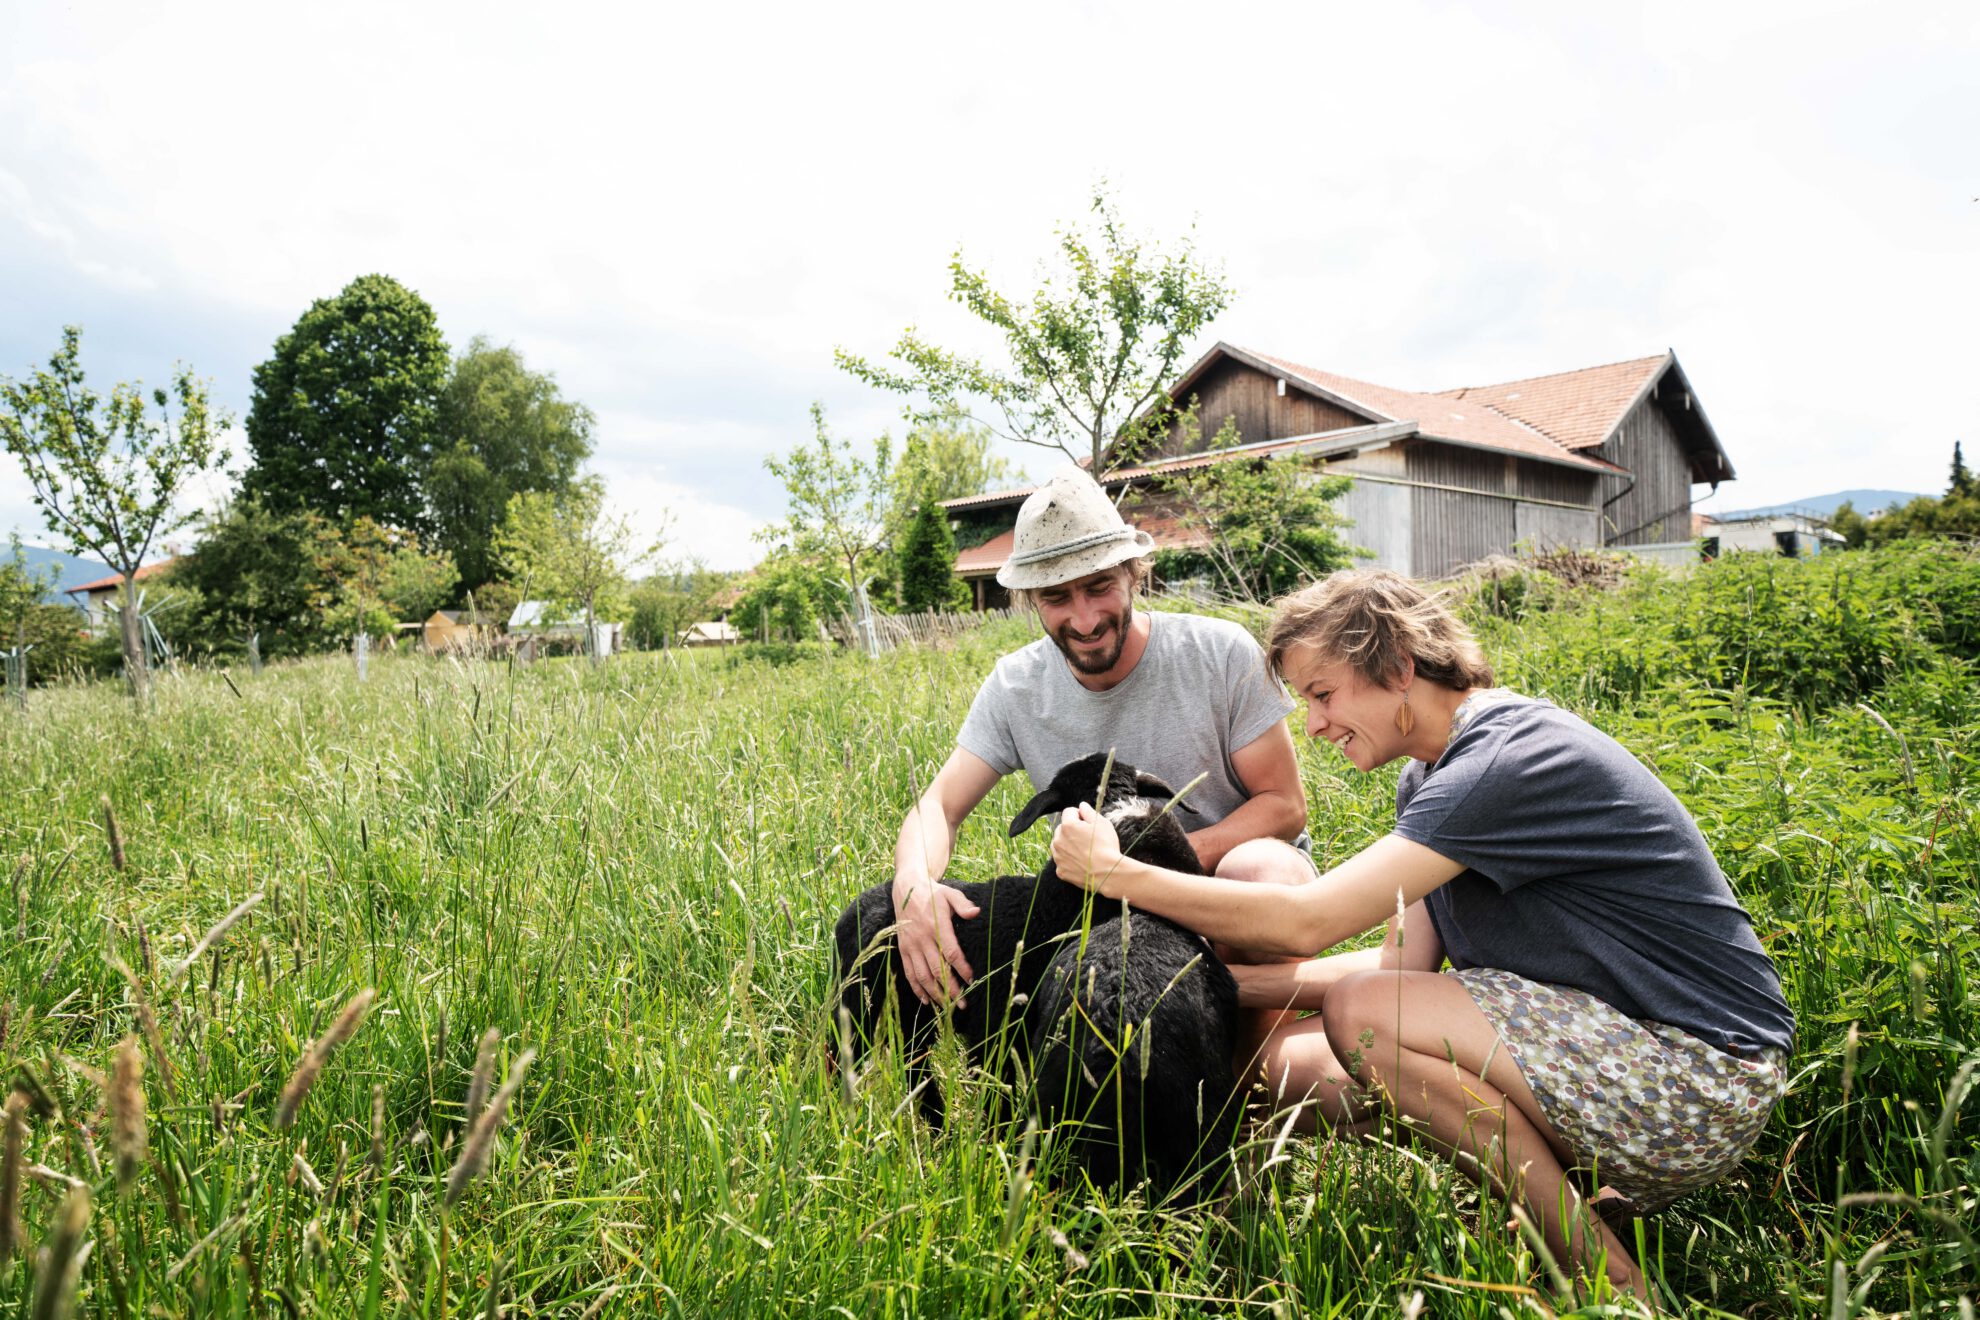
[{"left": 1394, "top": 693, "right": 1794, "bottom": 1058}]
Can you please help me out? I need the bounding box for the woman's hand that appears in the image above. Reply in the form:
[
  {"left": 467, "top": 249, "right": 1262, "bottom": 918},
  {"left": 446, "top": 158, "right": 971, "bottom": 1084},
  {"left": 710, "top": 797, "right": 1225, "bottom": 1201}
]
[{"left": 1050, "top": 803, "right": 1124, "bottom": 894}]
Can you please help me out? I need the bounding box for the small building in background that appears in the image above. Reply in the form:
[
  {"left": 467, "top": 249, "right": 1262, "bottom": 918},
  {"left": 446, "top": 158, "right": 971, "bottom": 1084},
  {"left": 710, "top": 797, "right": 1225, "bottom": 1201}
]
[
  {"left": 420, "top": 609, "right": 490, "bottom": 652},
  {"left": 64, "top": 559, "right": 178, "bottom": 635},
  {"left": 1699, "top": 512, "right": 1844, "bottom": 559},
  {"left": 679, "top": 620, "right": 741, "bottom": 647},
  {"left": 507, "top": 600, "right": 622, "bottom": 655}
]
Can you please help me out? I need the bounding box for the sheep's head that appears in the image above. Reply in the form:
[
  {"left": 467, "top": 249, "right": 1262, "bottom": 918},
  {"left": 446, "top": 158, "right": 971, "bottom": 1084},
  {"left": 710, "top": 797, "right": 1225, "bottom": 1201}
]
[{"left": 1007, "top": 752, "right": 1199, "bottom": 838}]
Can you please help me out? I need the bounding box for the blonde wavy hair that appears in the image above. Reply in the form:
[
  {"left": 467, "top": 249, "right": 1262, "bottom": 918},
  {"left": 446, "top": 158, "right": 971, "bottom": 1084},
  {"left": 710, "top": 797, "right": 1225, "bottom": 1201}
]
[{"left": 1266, "top": 568, "right": 1495, "bottom": 692}]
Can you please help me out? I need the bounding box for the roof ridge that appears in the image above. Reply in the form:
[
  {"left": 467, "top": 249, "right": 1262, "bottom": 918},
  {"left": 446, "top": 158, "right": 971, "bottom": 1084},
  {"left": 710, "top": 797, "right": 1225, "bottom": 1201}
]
[
  {"left": 1242, "top": 350, "right": 1402, "bottom": 421},
  {"left": 1434, "top": 351, "right": 1669, "bottom": 397}
]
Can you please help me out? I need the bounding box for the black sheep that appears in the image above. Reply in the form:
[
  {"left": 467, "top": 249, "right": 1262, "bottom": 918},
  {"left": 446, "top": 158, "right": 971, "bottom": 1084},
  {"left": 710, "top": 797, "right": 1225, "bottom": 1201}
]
[
  {"left": 831, "top": 753, "right": 1241, "bottom": 1199},
  {"left": 831, "top": 752, "right": 1193, "bottom": 1122},
  {"left": 1026, "top": 906, "right": 1241, "bottom": 1201}
]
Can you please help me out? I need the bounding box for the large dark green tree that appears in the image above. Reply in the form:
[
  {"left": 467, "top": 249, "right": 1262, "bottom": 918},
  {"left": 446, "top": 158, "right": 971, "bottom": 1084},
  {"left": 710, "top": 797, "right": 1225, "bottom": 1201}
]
[
  {"left": 431, "top": 336, "right": 594, "bottom": 589},
  {"left": 242, "top": 274, "right": 449, "bottom": 531}
]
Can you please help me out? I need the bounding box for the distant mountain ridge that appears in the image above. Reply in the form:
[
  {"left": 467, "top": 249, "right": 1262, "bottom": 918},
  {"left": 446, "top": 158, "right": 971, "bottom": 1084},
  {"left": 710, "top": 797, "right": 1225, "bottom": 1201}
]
[
  {"left": 1712, "top": 489, "right": 1926, "bottom": 521},
  {"left": 8, "top": 545, "right": 112, "bottom": 602}
]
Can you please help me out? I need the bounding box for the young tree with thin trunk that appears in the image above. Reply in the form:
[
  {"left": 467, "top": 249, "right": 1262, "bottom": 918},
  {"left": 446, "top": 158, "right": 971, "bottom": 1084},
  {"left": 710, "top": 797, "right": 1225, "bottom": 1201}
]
[
  {"left": 494, "top": 478, "right": 659, "bottom": 666},
  {"left": 1, "top": 328, "right": 228, "bottom": 698},
  {"left": 836, "top": 188, "right": 1231, "bottom": 474},
  {"left": 759, "top": 405, "right": 892, "bottom": 652}
]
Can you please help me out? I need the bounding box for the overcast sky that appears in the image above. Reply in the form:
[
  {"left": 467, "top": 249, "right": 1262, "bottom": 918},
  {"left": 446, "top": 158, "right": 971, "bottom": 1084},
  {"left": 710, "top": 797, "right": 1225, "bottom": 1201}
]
[{"left": 3, "top": 0, "right": 1974, "bottom": 571}]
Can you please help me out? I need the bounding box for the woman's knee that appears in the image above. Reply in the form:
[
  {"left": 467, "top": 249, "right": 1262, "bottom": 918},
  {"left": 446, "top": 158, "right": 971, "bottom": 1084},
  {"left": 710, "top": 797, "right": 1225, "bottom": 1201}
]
[{"left": 1321, "top": 971, "right": 1407, "bottom": 1075}]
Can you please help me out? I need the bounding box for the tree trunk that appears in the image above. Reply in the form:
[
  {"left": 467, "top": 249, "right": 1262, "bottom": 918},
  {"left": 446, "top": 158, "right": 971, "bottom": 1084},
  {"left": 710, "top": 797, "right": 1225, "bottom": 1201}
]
[
  {"left": 585, "top": 597, "right": 600, "bottom": 668},
  {"left": 118, "top": 574, "right": 149, "bottom": 700}
]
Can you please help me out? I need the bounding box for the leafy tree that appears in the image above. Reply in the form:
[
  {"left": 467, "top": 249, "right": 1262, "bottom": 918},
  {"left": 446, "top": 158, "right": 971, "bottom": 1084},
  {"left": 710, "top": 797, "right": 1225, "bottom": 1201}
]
[
  {"left": 1827, "top": 500, "right": 1870, "bottom": 550},
  {"left": 896, "top": 499, "right": 969, "bottom": 612},
  {"left": 627, "top": 561, "right": 731, "bottom": 650},
  {"left": 838, "top": 187, "right": 1231, "bottom": 473},
  {"left": 431, "top": 337, "right": 595, "bottom": 590},
  {"left": 877, "top": 413, "right": 1015, "bottom": 601},
  {"left": 173, "top": 499, "right": 457, "bottom": 657},
  {"left": 493, "top": 479, "right": 656, "bottom": 664},
  {"left": 1151, "top": 411, "right": 1359, "bottom": 602},
  {"left": 730, "top": 550, "right": 843, "bottom": 641},
  {"left": 171, "top": 498, "right": 342, "bottom": 657},
  {"left": 0, "top": 327, "right": 228, "bottom": 697},
  {"left": 323, "top": 519, "right": 460, "bottom": 640},
  {"left": 1845, "top": 447, "right": 1980, "bottom": 549},
  {"left": 759, "top": 405, "right": 892, "bottom": 650},
  {"left": 241, "top": 274, "right": 449, "bottom": 531},
  {"left": 0, "top": 535, "right": 57, "bottom": 692}
]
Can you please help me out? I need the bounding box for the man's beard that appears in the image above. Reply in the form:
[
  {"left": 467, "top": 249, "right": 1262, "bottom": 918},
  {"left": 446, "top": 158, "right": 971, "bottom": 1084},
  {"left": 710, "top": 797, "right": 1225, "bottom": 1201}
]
[{"left": 1049, "top": 602, "right": 1133, "bottom": 675}]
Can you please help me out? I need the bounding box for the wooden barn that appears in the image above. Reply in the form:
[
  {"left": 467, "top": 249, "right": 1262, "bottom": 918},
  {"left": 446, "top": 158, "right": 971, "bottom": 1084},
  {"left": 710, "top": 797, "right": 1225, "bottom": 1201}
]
[{"left": 945, "top": 343, "right": 1734, "bottom": 596}]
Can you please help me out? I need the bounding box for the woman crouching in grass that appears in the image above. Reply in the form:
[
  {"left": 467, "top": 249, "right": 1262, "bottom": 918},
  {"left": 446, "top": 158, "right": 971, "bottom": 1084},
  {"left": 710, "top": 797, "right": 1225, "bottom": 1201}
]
[{"left": 1048, "top": 568, "right": 1793, "bottom": 1300}]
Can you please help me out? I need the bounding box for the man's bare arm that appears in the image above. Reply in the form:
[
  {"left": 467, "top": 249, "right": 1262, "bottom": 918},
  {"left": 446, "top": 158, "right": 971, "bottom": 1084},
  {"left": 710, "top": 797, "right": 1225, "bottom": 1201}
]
[
  {"left": 1185, "top": 721, "right": 1308, "bottom": 871},
  {"left": 890, "top": 747, "right": 1002, "bottom": 1005}
]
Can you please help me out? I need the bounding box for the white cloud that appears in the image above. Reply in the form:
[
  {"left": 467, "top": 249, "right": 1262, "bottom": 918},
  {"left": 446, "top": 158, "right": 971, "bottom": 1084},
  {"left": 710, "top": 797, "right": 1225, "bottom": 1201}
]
[{"left": 3, "top": 0, "right": 1975, "bottom": 556}]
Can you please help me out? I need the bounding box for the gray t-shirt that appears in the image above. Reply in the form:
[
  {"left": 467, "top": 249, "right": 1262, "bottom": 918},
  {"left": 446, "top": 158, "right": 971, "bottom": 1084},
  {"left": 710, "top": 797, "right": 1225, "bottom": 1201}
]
[
  {"left": 1395, "top": 693, "right": 1794, "bottom": 1058},
  {"left": 957, "top": 611, "right": 1294, "bottom": 826}
]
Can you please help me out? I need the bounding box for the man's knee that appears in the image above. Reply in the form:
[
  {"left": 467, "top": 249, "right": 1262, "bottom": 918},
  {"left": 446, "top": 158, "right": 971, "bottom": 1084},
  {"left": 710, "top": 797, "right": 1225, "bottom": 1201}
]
[{"left": 1215, "top": 837, "right": 1314, "bottom": 887}]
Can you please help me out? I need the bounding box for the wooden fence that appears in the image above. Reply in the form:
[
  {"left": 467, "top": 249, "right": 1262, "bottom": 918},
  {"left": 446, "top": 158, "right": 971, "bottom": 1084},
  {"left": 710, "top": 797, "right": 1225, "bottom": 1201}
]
[{"left": 820, "top": 606, "right": 1023, "bottom": 652}]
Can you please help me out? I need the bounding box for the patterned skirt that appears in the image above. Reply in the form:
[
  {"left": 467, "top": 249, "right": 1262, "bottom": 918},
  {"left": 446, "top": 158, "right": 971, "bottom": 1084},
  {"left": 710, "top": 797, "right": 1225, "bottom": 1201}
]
[{"left": 1449, "top": 967, "right": 1788, "bottom": 1213}]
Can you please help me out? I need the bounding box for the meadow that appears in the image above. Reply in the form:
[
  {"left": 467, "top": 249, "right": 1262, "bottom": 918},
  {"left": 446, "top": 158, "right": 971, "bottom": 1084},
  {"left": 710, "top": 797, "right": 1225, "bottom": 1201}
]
[{"left": 0, "top": 542, "right": 1975, "bottom": 1317}]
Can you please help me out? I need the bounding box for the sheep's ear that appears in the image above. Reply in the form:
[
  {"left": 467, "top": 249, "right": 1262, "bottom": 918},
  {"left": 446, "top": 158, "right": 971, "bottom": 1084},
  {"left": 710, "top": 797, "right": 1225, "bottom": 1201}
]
[
  {"left": 1134, "top": 771, "right": 1201, "bottom": 817},
  {"left": 1008, "top": 784, "right": 1072, "bottom": 837}
]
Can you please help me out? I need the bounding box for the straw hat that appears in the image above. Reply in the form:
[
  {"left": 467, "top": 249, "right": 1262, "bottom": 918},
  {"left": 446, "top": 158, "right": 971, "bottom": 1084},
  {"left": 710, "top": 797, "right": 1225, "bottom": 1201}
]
[{"left": 995, "top": 465, "right": 1155, "bottom": 590}]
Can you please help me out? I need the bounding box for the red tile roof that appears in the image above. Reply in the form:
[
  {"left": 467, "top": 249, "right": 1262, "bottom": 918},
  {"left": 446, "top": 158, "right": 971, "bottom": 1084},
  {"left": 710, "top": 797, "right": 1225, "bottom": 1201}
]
[
  {"left": 1436, "top": 353, "right": 1669, "bottom": 452},
  {"left": 954, "top": 528, "right": 1014, "bottom": 575},
  {"left": 66, "top": 559, "right": 176, "bottom": 596},
  {"left": 1247, "top": 350, "right": 1618, "bottom": 473}
]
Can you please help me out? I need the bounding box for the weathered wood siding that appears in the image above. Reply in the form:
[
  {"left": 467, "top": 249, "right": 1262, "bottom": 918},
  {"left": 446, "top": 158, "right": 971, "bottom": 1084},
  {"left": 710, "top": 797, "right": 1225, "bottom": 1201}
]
[
  {"left": 1329, "top": 449, "right": 1412, "bottom": 573},
  {"left": 1389, "top": 444, "right": 1607, "bottom": 576},
  {"left": 1407, "top": 445, "right": 1516, "bottom": 576},
  {"left": 1595, "top": 398, "right": 1693, "bottom": 546},
  {"left": 1155, "top": 358, "right": 1367, "bottom": 457}
]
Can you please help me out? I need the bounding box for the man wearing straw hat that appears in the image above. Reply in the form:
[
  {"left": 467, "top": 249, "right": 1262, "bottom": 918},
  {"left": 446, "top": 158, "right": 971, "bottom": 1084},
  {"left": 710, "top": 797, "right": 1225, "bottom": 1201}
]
[{"left": 890, "top": 464, "right": 1312, "bottom": 1014}]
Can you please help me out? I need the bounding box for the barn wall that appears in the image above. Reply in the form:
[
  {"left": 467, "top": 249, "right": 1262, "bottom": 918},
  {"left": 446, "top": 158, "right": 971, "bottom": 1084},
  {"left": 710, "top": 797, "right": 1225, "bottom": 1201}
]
[
  {"left": 1515, "top": 503, "right": 1602, "bottom": 551},
  {"left": 1596, "top": 398, "right": 1694, "bottom": 546},
  {"left": 1155, "top": 358, "right": 1369, "bottom": 457},
  {"left": 1326, "top": 456, "right": 1413, "bottom": 573}
]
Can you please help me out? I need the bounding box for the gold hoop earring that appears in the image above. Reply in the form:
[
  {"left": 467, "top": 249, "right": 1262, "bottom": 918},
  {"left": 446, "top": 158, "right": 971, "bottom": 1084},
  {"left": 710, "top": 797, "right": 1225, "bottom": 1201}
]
[{"left": 1394, "top": 689, "right": 1416, "bottom": 736}]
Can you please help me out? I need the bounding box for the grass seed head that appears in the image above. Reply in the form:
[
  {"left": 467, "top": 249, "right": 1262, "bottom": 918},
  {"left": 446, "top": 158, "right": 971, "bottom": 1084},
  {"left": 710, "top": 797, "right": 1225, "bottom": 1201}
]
[
  {"left": 368, "top": 1083, "right": 386, "bottom": 1174},
  {"left": 32, "top": 1183, "right": 91, "bottom": 1320},
  {"left": 275, "top": 988, "right": 377, "bottom": 1129},
  {"left": 446, "top": 1047, "right": 535, "bottom": 1209},
  {"left": 464, "top": 1027, "right": 501, "bottom": 1130},
  {"left": 0, "top": 1089, "right": 25, "bottom": 1262},
  {"left": 108, "top": 1036, "right": 147, "bottom": 1192},
  {"left": 100, "top": 795, "right": 125, "bottom": 872}
]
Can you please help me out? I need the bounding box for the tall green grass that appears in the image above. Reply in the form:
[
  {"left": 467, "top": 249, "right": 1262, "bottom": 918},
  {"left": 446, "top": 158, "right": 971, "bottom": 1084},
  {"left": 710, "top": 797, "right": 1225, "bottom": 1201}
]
[{"left": 0, "top": 544, "right": 1975, "bottom": 1316}]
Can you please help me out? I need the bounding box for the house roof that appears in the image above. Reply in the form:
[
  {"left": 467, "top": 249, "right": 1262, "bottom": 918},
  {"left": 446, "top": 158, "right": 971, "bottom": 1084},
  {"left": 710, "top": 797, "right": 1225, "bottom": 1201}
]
[
  {"left": 1239, "top": 348, "right": 1618, "bottom": 473},
  {"left": 66, "top": 558, "right": 177, "bottom": 597},
  {"left": 1436, "top": 354, "right": 1669, "bottom": 451}
]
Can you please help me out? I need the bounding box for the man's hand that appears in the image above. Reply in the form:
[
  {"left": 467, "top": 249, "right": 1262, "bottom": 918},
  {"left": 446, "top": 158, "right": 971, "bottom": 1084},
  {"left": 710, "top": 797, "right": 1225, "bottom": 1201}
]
[
  {"left": 1050, "top": 803, "right": 1123, "bottom": 894},
  {"left": 894, "top": 880, "right": 981, "bottom": 1007}
]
